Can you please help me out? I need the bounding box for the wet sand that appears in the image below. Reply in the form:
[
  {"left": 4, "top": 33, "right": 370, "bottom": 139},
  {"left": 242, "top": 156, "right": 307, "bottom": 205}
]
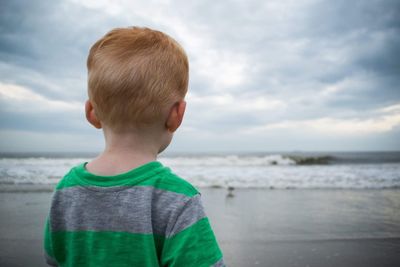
[
  {"left": 0, "top": 188, "right": 399, "bottom": 267},
  {"left": 203, "top": 188, "right": 400, "bottom": 267}
]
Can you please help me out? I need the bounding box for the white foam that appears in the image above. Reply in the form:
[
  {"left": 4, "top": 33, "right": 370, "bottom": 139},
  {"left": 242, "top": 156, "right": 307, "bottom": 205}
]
[
  {"left": 160, "top": 154, "right": 296, "bottom": 167},
  {"left": 1, "top": 155, "right": 399, "bottom": 189},
  {"left": 0, "top": 157, "right": 90, "bottom": 185},
  {"left": 160, "top": 157, "right": 400, "bottom": 189}
]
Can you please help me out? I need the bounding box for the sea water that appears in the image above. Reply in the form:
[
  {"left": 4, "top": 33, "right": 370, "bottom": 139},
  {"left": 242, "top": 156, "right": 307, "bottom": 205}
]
[{"left": 1, "top": 151, "right": 399, "bottom": 190}]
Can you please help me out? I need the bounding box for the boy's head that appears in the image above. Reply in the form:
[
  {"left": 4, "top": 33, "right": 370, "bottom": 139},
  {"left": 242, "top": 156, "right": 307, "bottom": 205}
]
[{"left": 86, "top": 26, "right": 189, "bottom": 133}]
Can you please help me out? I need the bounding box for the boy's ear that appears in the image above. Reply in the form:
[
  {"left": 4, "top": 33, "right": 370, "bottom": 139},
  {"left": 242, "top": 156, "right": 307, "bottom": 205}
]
[
  {"left": 166, "top": 100, "right": 186, "bottom": 133},
  {"left": 85, "top": 100, "right": 102, "bottom": 129}
]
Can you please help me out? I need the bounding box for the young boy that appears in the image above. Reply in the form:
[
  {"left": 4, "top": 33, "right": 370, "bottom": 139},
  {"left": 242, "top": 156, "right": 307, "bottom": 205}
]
[{"left": 43, "top": 26, "right": 225, "bottom": 267}]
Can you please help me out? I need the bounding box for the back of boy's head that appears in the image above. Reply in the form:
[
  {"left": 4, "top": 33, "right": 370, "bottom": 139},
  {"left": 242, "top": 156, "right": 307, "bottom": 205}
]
[{"left": 87, "top": 26, "right": 189, "bottom": 131}]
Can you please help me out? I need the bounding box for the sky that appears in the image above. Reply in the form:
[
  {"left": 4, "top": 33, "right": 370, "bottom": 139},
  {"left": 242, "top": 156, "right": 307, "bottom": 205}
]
[{"left": 0, "top": 0, "right": 399, "bottom": 153}]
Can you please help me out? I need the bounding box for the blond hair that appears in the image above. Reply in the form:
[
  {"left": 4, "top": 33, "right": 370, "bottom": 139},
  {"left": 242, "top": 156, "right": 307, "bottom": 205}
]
[{"left": 87, "top": 26, "right": 189, "bottom": 131}]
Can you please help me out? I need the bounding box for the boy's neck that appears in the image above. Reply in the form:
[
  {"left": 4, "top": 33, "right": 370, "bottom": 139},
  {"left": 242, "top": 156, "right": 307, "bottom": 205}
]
[{"left": 86, "top": 128, "right": 163, "bottom": 176}]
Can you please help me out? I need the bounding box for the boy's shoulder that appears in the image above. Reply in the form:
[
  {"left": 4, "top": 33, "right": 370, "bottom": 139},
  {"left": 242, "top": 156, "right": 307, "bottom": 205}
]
[
  {"left": 145, "top": 164, "right": 200, "bottom": 197},
  {"left": 54, "top": 166, "right": 77, "bottom": 191}
]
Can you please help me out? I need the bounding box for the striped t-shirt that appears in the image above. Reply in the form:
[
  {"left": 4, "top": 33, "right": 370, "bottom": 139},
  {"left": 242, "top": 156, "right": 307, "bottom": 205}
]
[{"left": 44, "top": 161, "right": 225, "bottom": 267}]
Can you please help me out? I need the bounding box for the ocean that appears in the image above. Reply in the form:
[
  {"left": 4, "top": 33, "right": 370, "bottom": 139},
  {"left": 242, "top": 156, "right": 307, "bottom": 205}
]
[
  {"left": 1, "top": 151, "right": 399, "bottom": 190},
  {"left": 1, "top": 151, "right": 400, "bottom": 267}
]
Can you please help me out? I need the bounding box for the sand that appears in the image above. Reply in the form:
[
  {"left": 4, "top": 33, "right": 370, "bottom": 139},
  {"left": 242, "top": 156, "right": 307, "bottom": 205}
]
[{"left": 1, "top": 188, "right": 399, "bottom": 267}]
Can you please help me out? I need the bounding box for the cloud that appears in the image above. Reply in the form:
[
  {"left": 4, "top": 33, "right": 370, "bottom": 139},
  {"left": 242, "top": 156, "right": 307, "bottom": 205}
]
[
  {"left": 0, "top": 0, "right": 399, "bottom": 151},
  {"left": 243, "top": 102, "right": 400, "bottom": 136},
  {"left": 377, "top": 103, "right": 400, "bottom": 113},
  {"left": 183, "top": 91, "right": 287, "bottom": 132},
  {"left": 0, "top": 82, "right": 82, "bottom": 113},
  {"left": 0, "top": 82, "right": 88, "bottom": 133},
  {"left": 0, "top": 129, "right": 103, "bottom": 152}
]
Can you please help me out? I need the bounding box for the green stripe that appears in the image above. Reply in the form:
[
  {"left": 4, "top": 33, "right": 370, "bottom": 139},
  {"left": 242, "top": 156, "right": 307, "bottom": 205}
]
[
  {"left": 55, "top": 164, "right": 199, "bottom": 197},
  {"left": 51, "top": 231, "right": 165, "bottom": 267},
  {"left": 162, "top": 217, "right": 223, "bottom": 267},
  {"left": 47, "top": 218, "right": 222, "bottom": 267},
  {"left": 57, "top": 179, "right": 198, "bottom": 197},
  {"left": 73, "top": 161, "right": 165, "bottom": 187}
]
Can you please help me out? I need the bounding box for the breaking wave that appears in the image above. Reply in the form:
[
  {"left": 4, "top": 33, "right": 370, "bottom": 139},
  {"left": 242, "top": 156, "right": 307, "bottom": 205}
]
[{"left": 1, "top": 152, "right": 399, "bottom": 190}]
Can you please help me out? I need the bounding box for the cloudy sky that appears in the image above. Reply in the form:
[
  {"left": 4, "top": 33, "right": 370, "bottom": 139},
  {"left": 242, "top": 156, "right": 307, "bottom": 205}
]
[{"left": 0, "top": 0, "right": 399, "bottom": 153}]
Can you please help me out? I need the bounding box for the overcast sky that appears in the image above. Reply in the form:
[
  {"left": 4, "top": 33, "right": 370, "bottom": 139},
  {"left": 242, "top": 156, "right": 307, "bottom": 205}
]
[{"left": 0, "top": 0, "right": 399, "bottom": 153}]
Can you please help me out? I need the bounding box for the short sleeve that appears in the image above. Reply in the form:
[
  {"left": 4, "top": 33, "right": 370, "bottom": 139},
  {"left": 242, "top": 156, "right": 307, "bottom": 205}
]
[{"left": 161, "top": 194, "right": 225, "bottom": 267}]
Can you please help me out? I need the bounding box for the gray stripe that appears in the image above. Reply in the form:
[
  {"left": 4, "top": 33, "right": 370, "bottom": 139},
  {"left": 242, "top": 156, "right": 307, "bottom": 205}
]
[
  {"left": 50, "top": 186, "right": 201, "bottom": 236},
  {"left": 44, "top": 253, "right": 58, "bottom": 266},
  {"left": 167, "top": 194, "right": 206, "bottom": 237},
  {"left": 211, "top": 257, "right": 225, "bottom": 267}
]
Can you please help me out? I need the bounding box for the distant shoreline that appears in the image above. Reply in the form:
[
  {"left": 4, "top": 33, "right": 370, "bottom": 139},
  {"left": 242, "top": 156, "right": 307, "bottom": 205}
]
[{"left": 1, "top": 150, "right": 400, "bottom": 158}]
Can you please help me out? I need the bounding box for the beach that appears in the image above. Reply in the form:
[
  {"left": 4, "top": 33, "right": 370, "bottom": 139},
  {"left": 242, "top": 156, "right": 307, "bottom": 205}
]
[
  {"left": 1, "top": 187, "right": 399, "bottom": 267},
  {"left": 204, "top": 188, "right": 400, "bottom": 267}
]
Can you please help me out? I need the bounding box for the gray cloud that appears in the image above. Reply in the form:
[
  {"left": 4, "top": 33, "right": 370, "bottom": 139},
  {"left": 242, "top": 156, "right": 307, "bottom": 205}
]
[{"left": 0, "top": 0, "right": 399, "bottom": 152}]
